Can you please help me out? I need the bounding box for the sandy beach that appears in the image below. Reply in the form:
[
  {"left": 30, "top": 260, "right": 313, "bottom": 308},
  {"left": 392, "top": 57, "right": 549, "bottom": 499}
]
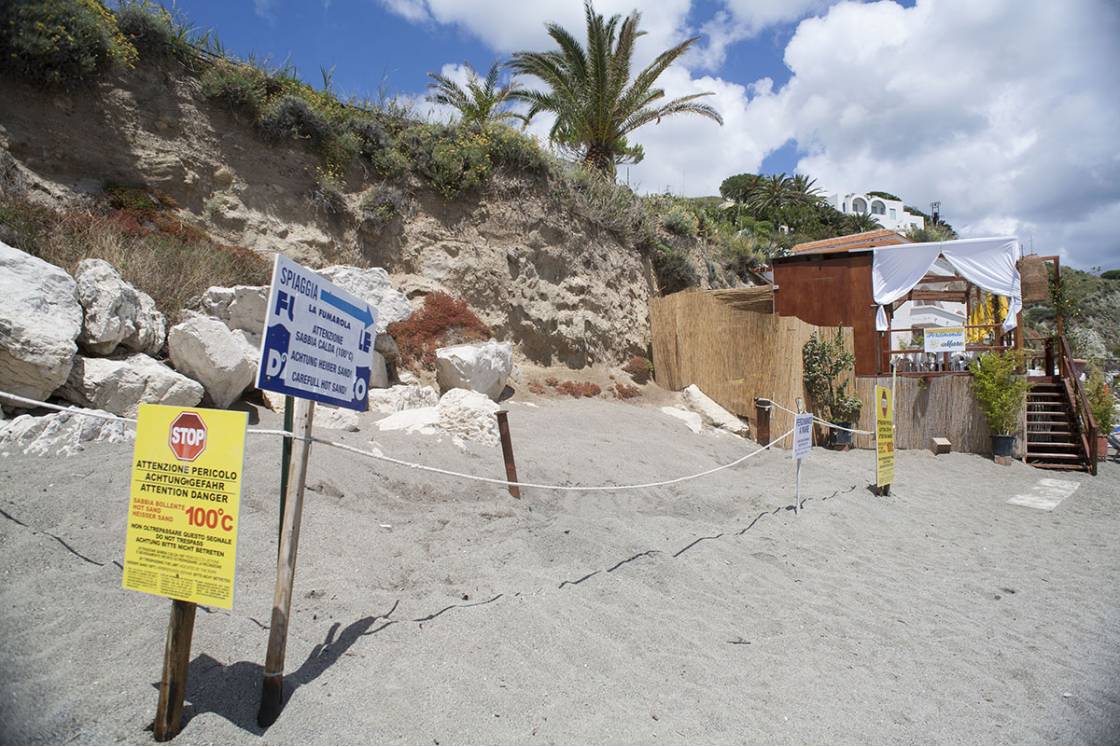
[{"left": 1, "top": 395, "right": 1118, "bottom": 744}]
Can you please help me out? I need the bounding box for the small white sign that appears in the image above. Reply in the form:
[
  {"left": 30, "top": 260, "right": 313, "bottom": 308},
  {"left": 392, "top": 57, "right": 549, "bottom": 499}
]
[
  {"left": 793, "top": 412, "right": 814, "bottom": 459},
  {"left": 924, "top": 326, "right": 966, "bottom": 354}
]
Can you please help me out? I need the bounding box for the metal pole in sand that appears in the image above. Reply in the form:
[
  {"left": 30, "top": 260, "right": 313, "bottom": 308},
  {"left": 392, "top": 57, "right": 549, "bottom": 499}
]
[
  {"left": 258, "top": 397, "right": 316, "bottom": 728},
  {"left": 795, "top": 397, "right": 804, "bottom": 515}
]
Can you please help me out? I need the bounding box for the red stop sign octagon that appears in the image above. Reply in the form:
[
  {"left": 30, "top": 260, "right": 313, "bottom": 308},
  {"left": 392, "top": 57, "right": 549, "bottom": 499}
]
[{"left": 169, "top": 411, "right": 207, "bottom": 462}]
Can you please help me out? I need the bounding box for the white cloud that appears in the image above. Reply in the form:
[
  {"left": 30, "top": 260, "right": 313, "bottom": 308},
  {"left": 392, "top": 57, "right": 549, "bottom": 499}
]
[
  {"left": 743, "top": 0, "right": 1120, "bottom": 267},
  {"left": 692, "top": 0, "right": 831, "bottom": 70},
  {"left": 381, "top": 0, "right": 1120, "bottom": 268}
]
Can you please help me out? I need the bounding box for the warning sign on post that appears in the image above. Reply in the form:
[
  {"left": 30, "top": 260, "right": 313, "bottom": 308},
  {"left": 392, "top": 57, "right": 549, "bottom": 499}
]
[
  {"left": 875, "top": 385, "right": 895, "bottom": 487},
  {"left": 122, "top": 404, "right": 248, "bottom": 609},
  {"left": 257, "top": 255, "right": 376, "bottom": 411}
]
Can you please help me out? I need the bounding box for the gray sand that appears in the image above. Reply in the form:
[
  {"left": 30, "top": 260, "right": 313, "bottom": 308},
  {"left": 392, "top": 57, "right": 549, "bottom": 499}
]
[{"left": 1, "top": 396, "right": 1118, "bottom": 744}]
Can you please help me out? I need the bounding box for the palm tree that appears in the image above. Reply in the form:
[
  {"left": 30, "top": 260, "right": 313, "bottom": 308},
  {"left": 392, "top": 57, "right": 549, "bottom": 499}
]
[
  {"left": 846, "top": 212, "right": 882, "bottom": 232},
  {"left": 746, "top": 174, "right": 791, "bottom": 219},
  {"left": 786, "top": 174, "right": 824, "bottom": 208},
  {"left": 426, "top": 62, "right": 523, "bottom": 127},
  {"left": 510, "top": 1, "right": 723, "bottom": 176}
]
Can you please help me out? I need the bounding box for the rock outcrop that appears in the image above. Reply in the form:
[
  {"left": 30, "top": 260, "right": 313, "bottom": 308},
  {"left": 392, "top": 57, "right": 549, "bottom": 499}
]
[
  {"left": 314, "top": 405, "right": 360, "bottom": 431},
  {"left": 0, "top": 242, "right": 83, "bottom": 402},
  {"left": 168, "top": 317, "right": 257, "bottom": 407},
  {"left": 59, "top": 354, "right": 203, "bottom": 417},
  {"left": 368, "top": 384, "right": 439, "bottom": 414},
  {"left": 436, "top": 388, "right": 500, "bottom": 446},
  {"left": 74, "top": 259, "right": 166, "bottom": 356},
  {"left": 199, "top": 285, "right": 268, "bottom": 345},
  {"left": 435, "top": 341, "right": 513, "bottom": 400},
  {"left": 682, "top": 384, "right": 750, "bottom": 437},
  {"left": 0, "top": 409, "right": 134, "bottom": 456},
  {"left": 318, "top": 266, "right": 413, "bottom": 334}
]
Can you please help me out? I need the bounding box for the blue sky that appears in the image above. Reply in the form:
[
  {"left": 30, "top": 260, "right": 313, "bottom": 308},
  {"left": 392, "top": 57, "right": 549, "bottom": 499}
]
[{"left": 165, "top": 1, "right": 1118, "bottom": 268}]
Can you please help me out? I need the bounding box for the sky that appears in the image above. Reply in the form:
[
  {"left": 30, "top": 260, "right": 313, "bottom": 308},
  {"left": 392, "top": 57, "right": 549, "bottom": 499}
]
[{"left": 171, "top": 0, "right": 1120, "bottom": 269}]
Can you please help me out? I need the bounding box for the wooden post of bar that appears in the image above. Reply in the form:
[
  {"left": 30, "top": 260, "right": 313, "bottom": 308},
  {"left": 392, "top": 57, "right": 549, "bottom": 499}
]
[
  {"left": 258, "top": 397, "right": 316, "bottom": 728},
  {"left": 277, "top": 395, "right": 294, "bottom": 557},
  {"left": 153, "top": 599, "right": 198, "bottom": 741},
  {"left": 754, "top": 398, "right": 771, "bottom": 447},
  {"left": 495, "top": 410, "right": 520, "bottom": 498}
]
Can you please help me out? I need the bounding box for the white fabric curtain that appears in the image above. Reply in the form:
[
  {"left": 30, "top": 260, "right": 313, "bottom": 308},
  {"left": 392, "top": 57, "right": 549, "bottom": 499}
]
[{"left": 872, "top": 236, "right": 1023, "bottom": 332}]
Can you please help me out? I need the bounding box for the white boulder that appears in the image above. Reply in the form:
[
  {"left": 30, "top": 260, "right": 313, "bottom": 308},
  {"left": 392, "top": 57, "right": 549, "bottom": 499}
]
[
  {"left": 199, "top": 285, "right": 268, "bottom": 344},
  {"left": 0, "top": 241, "right": 83, "bottom": 402},
  {"left": 436, "top": 388, "right": 500, "bottom": 446},
  {"left": 370, "top": 350, "right": 389, "bottom": 389},
  {"left": 0, "top": 409, "right": 134, "bottom": 457},
  {"left": 314, "top": 405, "right": 360, "bottom": 431},
  {"left": 376, "top": 406, "right": 440, "bottom": 435},
  {"left": 661, "top": 406, "right": 703, "bottom": 434},
  {"left": 74, "top": 258, "right": 166, "bottom": 356},
  {"left": 318, "top": 265, "right": 412, "bottom": 333},
  {"left": 168, "top": 317, "right": 257, "bottom": 408},
  {"left": 435, "top": 340, "right": 513, "bottom": 401},
  {"left": 682, "top": 384, "right": 750, "bottom": 437},
  {"left": 59, "top": 354, "right": 203, "bottom": 417},
  {"left": 369, "top": 384, "right": 439, "bottom": 414}
]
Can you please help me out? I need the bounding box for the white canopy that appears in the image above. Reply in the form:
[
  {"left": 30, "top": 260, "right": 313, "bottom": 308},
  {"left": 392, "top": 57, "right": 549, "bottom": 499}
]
[{"left": 872, "top": 236, "right": 1023, "bottom": 332}]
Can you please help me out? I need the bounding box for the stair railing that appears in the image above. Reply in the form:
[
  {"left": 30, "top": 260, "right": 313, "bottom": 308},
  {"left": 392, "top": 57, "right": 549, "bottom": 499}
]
[{"left": 1055, "top": 335, "right": 1098, "bottom": 476}]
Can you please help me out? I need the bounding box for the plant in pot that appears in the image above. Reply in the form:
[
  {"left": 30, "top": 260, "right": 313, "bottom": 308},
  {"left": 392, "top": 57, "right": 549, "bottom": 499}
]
[
  {"left": 803, "top": 329, "right": 862, "bottom": 448},
  {"left": 968, "top": 350, "right": 1030, "bottom": 460},
  {"left": 1086, "top": 366, "right": 1115, "bottom": 458}
]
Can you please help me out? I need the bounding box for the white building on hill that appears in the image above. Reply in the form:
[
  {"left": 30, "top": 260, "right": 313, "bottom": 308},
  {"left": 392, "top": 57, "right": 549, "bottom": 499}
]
[{"left": 824, "top": 192, "right": 925, "bottom": 233}]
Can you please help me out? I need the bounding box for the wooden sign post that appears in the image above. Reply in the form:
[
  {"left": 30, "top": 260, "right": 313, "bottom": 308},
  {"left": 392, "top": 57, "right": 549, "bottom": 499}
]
[
  {"left": 254, "top": 255, "right": 377, "bottom": 728},
  {"left": 258, "top": 397, "right": 315, "bottom": 727},
  {"left": 153, "top": 600, "right": 197, "bottom": 741}
]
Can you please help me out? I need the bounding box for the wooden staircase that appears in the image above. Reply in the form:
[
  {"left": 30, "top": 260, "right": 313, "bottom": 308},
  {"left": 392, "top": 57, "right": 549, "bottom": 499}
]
[
  {"left": 1023, "top": 336, "right": 1098, "bottom": 475},
  {"left": 1024, "top": 377, "right": 1091, "bottom": 471}
]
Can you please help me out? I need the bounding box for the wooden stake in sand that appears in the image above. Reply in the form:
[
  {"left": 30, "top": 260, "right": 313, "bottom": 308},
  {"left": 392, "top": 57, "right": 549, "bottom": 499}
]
[
  {"left": 153, "top": 600, "right": 197, "bottom": 741},
  {"left": 258, "top": 397, "right": 316, "bottom": 728},
  {"left": 496, "top": 410, "right": 520, "bottom": 498}
]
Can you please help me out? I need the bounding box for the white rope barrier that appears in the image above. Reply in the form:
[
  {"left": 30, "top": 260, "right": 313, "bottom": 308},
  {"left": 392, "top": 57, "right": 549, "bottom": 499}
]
[
  {"left": 1, "top": 389, "right": 794, "bottom": 493},
  {"left": 764, "top": 398, "right": 874, "bottom": 435}
]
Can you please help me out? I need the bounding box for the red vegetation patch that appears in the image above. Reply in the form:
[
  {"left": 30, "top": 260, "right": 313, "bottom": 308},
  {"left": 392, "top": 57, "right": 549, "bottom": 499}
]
[
  {"left": 527, "top": 381, "right": 546, "bottom": 395},
  {"left": 544, "top": 376, "right": 559, "bottom": 387},
  {"left": 622, "top": 355, "right": 653, "bottom": 384},
  {"left": 611, "top": 382, "right": 640, "bottom": 399},
  {"left": 554, "top": 380, "right": 601, "bottom": 398},
  {"left": 388, "top": 292, "right": 491, "bottom": 369}
]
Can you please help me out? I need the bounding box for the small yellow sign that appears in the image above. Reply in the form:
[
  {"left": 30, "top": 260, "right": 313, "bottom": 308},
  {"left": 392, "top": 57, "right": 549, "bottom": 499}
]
[
  {"left": 875, "top": 385, "right": 895, "bottom": 487},
  {"left": 122, "top": 404, "right": 248, "bottom": 608}
]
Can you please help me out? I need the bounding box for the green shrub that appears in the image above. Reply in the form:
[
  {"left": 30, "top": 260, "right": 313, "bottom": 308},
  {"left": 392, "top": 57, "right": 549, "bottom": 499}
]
[
  {"left": 115, "top": 0, "right": 191, "bottom": 63},
  {"left": 400, "top": 124, "right": 491, "bottom": 198},
  {"left": 309, "top": 167, "right": 347, "bottom": 217},
  {"left": 1086, "top": 366, "right": 1116, "bottom": 434},
  {"left": 661, "top": 205, "right": 699, "bottom": 237},
  {"left": 199, "top": 61, "right": 265, "bottom": 118},
  {"left": 803, "top": 328, "right": 861, "bottom": 424},
  {"left": 556, "top": 166, "right": 658, "bottom": 249},
  {"left": 259, "top": 94, "right": 332, "bottom": 146},
  {"left": 0, "top": 0, "right": 137, "bottom": 86},
  {"left": 651, "top": 243, "right": 697, "bottom": 295},
  {"left": 486, "top": 125, "right": 551, "bottom": 175},
  {"left": 969, "top": 351, "right": 1030, "bottom": 435},
  {"left": 717, "top": 231, "right": 766, "bottom": 280},
  {"left": 359, "top": 186, "right": 407, "bottom": 227}
]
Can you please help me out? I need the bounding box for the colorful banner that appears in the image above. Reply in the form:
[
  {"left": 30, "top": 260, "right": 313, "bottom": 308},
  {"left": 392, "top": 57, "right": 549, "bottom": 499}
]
[
  {"left": 875, "top": 385, "right": 895, "bottom": 487},
  {"left": 122, "top": 404, "right": 248, "bottom": 608}
]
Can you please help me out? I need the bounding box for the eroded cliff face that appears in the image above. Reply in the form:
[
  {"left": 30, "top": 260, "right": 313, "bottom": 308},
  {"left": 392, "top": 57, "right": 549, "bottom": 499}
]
[{"left": 0, "top": 66, "right": 654, "bottom": 368}]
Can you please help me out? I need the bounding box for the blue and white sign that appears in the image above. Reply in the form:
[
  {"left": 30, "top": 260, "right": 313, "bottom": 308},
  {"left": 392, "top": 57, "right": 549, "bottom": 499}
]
[{"left": 257, "top": 255, "right": 376, "bottom": 411}]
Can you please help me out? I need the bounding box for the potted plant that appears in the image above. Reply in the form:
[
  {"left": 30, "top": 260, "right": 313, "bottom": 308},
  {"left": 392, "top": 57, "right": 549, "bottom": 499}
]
[
  {"left": 1086, "top": 366, "right": 1115, "bottom": 458},
  {"left": 803, "top": 329, "right": 863, "bottom": 448},
  {"left": 968, "top": 351, "right": 1030, "bottom": 459}
]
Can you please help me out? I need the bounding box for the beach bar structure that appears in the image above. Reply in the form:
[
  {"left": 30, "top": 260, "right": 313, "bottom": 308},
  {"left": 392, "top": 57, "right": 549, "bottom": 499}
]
[{"left": 650, "top": 230, "right": 1097, "bottom": 472}]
